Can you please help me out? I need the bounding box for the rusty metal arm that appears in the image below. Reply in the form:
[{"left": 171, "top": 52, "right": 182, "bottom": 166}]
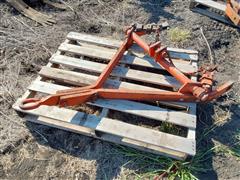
[{"left": 20, "top": 24, "right": 234, "bottom": 110}]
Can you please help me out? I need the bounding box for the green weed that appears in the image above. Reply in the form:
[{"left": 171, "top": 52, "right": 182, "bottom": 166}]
[
  {"left": 215, "top": 129, "right": 240, "bottom": 160},
  {"left": 229, "top": 129, "right": 240, "bottom": 159},
  {"left": 158, "top": 122, "right": 185, "bottom": 137},
  {"left": 114, "top": 145, "right": 215, "bottom": 180}
]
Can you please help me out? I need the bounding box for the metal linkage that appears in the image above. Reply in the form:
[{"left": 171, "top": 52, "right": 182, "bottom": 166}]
[
  {"left": 132, "top": 23, "right": 169, "bottom": 33},
  {"left": 20, "top": 24, "right": 234, "bottom": 110}
]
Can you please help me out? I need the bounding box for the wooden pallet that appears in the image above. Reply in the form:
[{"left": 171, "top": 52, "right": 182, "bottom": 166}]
[
  {"left": 190, "top": 0, "right": 240, "bottom": 29},
  {"left": 13, "top": 32, "right": 199, "bottom": 160}
]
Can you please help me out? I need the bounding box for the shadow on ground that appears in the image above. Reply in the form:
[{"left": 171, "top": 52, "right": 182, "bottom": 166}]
[
  {"left": 139, "top": 0, "right": 182, "bottom": 22},
  {"left": 196, "top": 98, "right": 240, "bottom": 180}
]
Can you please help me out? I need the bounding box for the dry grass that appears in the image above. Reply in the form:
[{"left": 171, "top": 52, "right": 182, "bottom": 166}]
[
  {"left": 168, "top": 27, "right": 191, "bottom": 42},
  {"left": 0, "top": 11, "right": 55, "bottom": 151},
  {"left": 0, "top": 134, "right": 99, "bottom": 179}
]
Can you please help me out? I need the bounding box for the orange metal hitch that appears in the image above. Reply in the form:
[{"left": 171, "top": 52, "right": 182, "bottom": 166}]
[{"left": 20, "top": 24, "right": 234, "bottom": 110}]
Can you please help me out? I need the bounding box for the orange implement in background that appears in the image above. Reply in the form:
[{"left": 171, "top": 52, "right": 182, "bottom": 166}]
[
  {"left": 190, "top": 0, "right": 240, "bottom": 28},
  {"left": 226, "top": 0, "right": 240, "bottom": 25},
  {"left": 20, "top": 24, "right": 234, "bottom": 110}
]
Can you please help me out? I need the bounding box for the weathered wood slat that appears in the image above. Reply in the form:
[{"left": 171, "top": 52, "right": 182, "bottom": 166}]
[
  {"left": 58, "top": 43, "right": 197, "bottom": 72},
  {"left": 13, "top": 103, "right": 195, "bottom": 155},
  {"left": 26, "top": 115, "right": 186, "bottom": 159},
  {"left": 187, "top": 128, "right": 196, "bottom": 139},
  {"left": 51, "top": 54, "right": 180, "bottom": 88},
  {"left": 27, "top": 80, "right": 196, "bottom": 128},
  {"left": 67, "top": 32, "right": 198, "bottom": 61},
  {"left": 97, "top": 119, "right": 195, "bottom": 155},
  {"left": 27, "top": 115, "right": 95, "bottom": 136},
  {"left": 39, "top": 66, "right": 94, "bottom": 86},
  {"left": 67, "top": 32, "right": 121, "bottom": 49},
  {"left": 91, "top": 99, "right": 196, "bottom": 128},
  {"left": 192, "top": 0, "right": 226, "bottom": 12},
  {"left": 129, "top": 44, "right": 198, "bottom": 62},
  {"left": 100, "top": 134, "right": 186, "bottom": 159},
  {"left": 39, "top": 66, "right": 161, "bottom": 91},
  {"left": 191, "top": 7, "right": 239, "bottom": 28},
  {"left": 28, "top": 80, "right": 66, "bottom": 94},
  {"left": 124, "top": 52, "right": 197, "bottom": 72}
]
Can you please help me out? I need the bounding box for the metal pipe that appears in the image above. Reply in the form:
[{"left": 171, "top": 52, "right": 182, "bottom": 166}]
[{"left": 131, "top": 32, "right": 150, "bottom": 52}]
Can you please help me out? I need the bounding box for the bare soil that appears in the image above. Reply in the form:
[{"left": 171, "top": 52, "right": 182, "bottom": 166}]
[{"left": 0, "top": 0, "right": 239, "bottom": 179}]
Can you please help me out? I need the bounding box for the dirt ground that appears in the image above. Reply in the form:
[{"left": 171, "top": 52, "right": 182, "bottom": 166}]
[{"left": 0, "top": 0, "right": 239, "bottom": 179}]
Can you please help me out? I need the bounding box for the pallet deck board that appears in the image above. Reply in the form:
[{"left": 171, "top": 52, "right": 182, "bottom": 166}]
[
  {"left": 59, "top": 42, "right": 198, "bottom": 72},
  {"left": 192, "top": 0, "right": 226, "bottom": 11},
  {"left": 50, "top": 54, "right": 181, "bottom": 88},
  {"left": 67, "top": 32, "right": 198, "bottom": 57},
  {"left": 129, "top": 44, "right": 199, "bottom": 62},
  {"left": 13, "top": 32, "right": 198, "bottom": 160},
  {"left": 13, "top": 103, "right": 195, "bottom": 155},
  {"left": 90, "top": 99, "right": 196, "bottom": 128},
  {"left": 96, "top": 118, "right": 195, "bottom": 155},
  {"left": 26, "top": 115, "right": 187, "bottom": 159},
  {"left": 192, "top": 7, "right": 235, "bottom": 25},
  {"left": 39, "top": 66, "right": 164, "bottom": 91},
  {"left": 67, "top": 32, "right": 122, "bottom": 49}
]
